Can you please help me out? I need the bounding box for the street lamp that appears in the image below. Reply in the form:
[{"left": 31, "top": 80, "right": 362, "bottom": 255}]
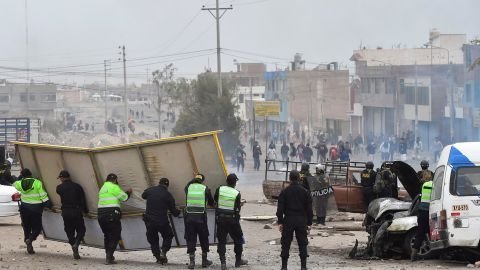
[{"left": 424, "top": 43, "right": 453, "bottom": 142}]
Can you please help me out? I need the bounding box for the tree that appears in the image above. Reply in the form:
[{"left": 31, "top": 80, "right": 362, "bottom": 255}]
[{"left": 172, "top": 74, "right": 241, "bottom": 155}]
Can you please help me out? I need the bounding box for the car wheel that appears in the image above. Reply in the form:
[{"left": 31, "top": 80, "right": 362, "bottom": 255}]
[{"left": 403, "top": 229, "right": 436, "bottom": 259}]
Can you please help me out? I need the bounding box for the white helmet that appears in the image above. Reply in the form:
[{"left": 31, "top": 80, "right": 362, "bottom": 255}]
[{"left": 315, "top": 164, "right": 325, "bottom": 173}]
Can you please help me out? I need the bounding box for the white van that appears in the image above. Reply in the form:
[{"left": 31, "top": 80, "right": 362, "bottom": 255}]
[{"left": 429, "top": 142, "right": 480, "bottom": 255}]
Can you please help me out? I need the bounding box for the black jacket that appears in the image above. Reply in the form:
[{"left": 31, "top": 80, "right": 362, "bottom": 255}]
[
  {"left": 214, "top": 186, "right": 242, "bottom": 221},
  {"left": 276, "top": 181, "right": 313, "bottom": 226},
  {"left": 142, "top": 184, "right": 180, "bottom": 225},
  {"left": 56, "top": 179, "right": 88, "bottom": 216}
]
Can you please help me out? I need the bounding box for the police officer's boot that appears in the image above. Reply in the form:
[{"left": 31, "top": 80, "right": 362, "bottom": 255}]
[
  {"left": 72, "top": 238, "right": 81, "bottom": 260},
  {"left": 159, "top": 250, "right": 168, "bottom": 264},
  {"left": 201, "top": 252, "right": 213, "bottom": 268},
  {"left": 300, "top": 256, "right": 307, "bottom": 270},
  {"left": 235, "top": 255, "right": 248, "bottom": 267},
  {"left": 25, "top": 239, "right": 35, "bottom": 254},
  {"left": 410, "top": 248, "right": 418, "bottom": 262},
  {"left": 220, "top": 254, "right": 227, "bottom": 270},
  {"left": 188, "top": 253, "right": 195, "bottom": 269},
  {"left": 280, "top": 257, "right": 288, "bottom": 270}
]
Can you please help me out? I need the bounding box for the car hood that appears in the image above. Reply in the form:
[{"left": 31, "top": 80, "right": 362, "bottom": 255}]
[
  {"left": 367, "top": 197, "right": 412, "bottom": 221},
  {"left": 389, "top": 161, "right": 421, "bottom": 198}
]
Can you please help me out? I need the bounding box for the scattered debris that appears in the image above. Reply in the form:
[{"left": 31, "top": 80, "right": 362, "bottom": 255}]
[
  {"left": 263, "top": 224, "right": 272, "bottom": 229},
  {"left": 467, "top": 264, "right": 474, "bottom": 268},
  {"left": 269, "top": 240, "right": 276, "bottom": 245},
  {"left": 40, "top": 245, "right": 47, "bottom": 248},
  {"left": 319, "top": 232, "right": 329, "bottom": 237},
  {"left": 475, "top": 261, "right": 480, "bottom": 268},
  {"left": 242, "top": 216, "right": 276, "bottom": 221}
]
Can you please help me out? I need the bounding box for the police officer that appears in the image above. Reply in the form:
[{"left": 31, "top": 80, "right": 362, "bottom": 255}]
[
  {"left": 56, "top": 170, "right": 88, "bottom": 260},
  {"left": 97, "top": 173, "right": 132, "bottom": 265},
  {"left": 360, "top": 161, "right": 377, "bottom": 205},
  {"left": 184, "top": 173, "right": 215, "bottom": 269},
  {"left": 214, "top": 173, "right": 248, "bottom": 270},
  {"left": 14, "top": 168, "right": 51, "bottom": 254},
  {"left": 311, "top": 164, "right": 330, "bottom": 225},
  {"left": 142, "top": 177, "right": 180, "bottom": 264},
  {"left": 373, "top": 163, "right": 397, "bottom": 199},
  {"left": 411, "top": 178, "right": 432, "bottom": 261},
  {"left": 276, "top": 170, "right": 313, "bottom": 270},
  {"left": 299, "top": 163, "right": 311, "bottom": 191},
  {"left": 417, "top": 160, "right": 434, "bottom": 184},
  {"left": 0, "top": 160, "right": 15, "bottom": 185}
]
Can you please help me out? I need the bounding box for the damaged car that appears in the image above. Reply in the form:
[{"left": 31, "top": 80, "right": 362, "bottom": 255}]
[{"left": 353, "top": 161, "right": 436, "bottom": 259}]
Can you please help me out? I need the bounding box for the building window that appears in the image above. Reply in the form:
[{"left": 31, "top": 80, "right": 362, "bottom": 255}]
[
  {"left": 465, "top": 46, "right": 472, "bottom": 67},
  {"left": 0, "top": 95, "right": 9, "bottom": 103},
  {"left": 405, "top": 86, "right": 429, "bottom": 105},
  {"left": 30, "top": 95, "right": 35, "bottom": 101},
  {"left": 239, "top": 94, "right": 244, "bottom": 104},
  {"left": 465, "top": 84, "right": 472, "bottom": 103},
  {"left": 361, "top": 79, "right": 369, "bottom": 93},
  {"left": 374, "top": 79, "right": 380, "bottom": 94},
  {"left": 20, "top": 93, "right": 27, "bottom": 102},
  {"left": 386, "top": 78, "right": 394, "bottom": 94},
  {"left": 475, "top": 83, "right": 480, "bottom": 107},
  {"left": 41, "top": 94, "right": 56, "bottom": 102}
]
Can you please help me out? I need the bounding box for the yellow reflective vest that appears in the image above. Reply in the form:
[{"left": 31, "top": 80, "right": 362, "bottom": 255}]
[
  {"left": 14, "top": 178, "right": 49, "bottom": 205},
  {"left": 98, "top": 181, "right": 129, "bottom": 208}
]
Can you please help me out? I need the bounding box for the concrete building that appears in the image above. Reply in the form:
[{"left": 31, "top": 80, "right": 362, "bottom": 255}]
[
  {"left": 350, "top": 30, "right": 467, "bottom": 147},
  {"left": 0, "top": 80, "right": 57, "bottom": 119},
  {"left": 463, "top": 42, "right": 480, "bottom": 139},
  {"left": 265, "top": 54, "right": 350, "bottom": 143}
]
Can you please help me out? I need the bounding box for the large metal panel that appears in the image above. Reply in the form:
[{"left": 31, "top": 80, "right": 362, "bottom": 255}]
[{"left": 15, "top": 131, "right": 227, "bottom": 250}]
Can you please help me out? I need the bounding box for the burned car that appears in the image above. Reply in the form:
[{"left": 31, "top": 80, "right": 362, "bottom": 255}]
[
  {"left": 263, "top": 160, "right": 410, "bottom": 213},
  {"left": 356, "top": 161, "right": 436, "bottom": 259}
]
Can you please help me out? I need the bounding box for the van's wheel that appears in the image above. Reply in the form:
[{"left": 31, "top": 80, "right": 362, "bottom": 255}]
[{"left": 403, "top": 229, "right": 436, "bottom": 259}]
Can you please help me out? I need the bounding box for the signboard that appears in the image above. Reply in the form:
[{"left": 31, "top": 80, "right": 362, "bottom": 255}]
[
  {"left": 255, "top": 101, "right": 280, "bottom": 116},
  {"left": 473, "top": 108, "right": 480, "bottom": 128},
  {"left": 0, "top": 118, "right": 30, "bottom": 145}
]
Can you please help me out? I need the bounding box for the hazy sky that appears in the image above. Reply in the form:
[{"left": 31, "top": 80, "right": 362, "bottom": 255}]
[{"left": 0, "top": 0, "right": 478, "bottom": 85}]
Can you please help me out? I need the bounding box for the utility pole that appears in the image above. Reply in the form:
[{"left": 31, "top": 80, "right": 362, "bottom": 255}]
[
  {"left": 414, "top": 62, "right": 418, "bottom": 145},
  {"left": 104, "top": 60, "right": 110, "bottom": 125},
  {"left": 119, "top": 45, "right": 128, "bottom": 140},
  {"left": 202, "top": 2, "right": 232, "bottom": 97},
  {"left": 249, "top": 77, "right": 253, "bottom": 137},
  {"left": 25, "top": 0, "right": 30, "bottom": 110}
]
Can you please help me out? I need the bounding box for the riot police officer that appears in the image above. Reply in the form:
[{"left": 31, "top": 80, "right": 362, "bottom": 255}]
[
  {"left": 309, "top": 164, "right": 331, "bottom": 225},
  {"left": 417, "top": 160, "right": 434, "bottom": 184},
  {"left": 373, "top": 163, "right": 397, "bottom": 199},
  {"left": 360, "top": 162, "right": 377, "bottom": 205},
  {"left": 299, "top": 163, "right": 311, "bottom": 191}
]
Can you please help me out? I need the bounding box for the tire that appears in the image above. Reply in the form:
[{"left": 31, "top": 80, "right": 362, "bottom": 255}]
[{"left": 403, "top": 229, "right": 437, "bottom": 259}]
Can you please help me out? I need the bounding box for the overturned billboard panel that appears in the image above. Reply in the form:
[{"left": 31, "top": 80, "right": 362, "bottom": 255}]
[{"left": 14, "top": 130, "right": 228, "bottom": 250}]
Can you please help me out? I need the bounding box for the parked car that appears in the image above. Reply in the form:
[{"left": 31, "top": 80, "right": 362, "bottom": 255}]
[{"left": 0, "top": 184, "right": 20, "bottom": 217}]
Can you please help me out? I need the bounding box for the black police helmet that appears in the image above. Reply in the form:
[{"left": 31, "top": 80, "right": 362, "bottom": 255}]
[
  {"left": 289, "top": 170, "right": 301, "bottom": 182},
  {"left": 301, "top": 163, "right": 309, "bottom": 171},
  {"left": 366, "top": 161, "right": 374, "bottom": 169},
  {"left": 159, "top": 177, "right": 169, "bottom": 187},
  {"left": 226, "top": 173, "right": 239, "bottom": 186},
  {"left": 420, "top": 160, "right": 429, "bottom": 169}
]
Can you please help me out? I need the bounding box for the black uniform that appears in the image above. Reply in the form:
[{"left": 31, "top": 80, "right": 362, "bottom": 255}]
[
  {"left": 56, "top": 179, "right": 88, "bottom": 246},
  {"left": 300, "top": 170, "right": 311, "bottom": 191},
  {"left": 360, "top": 169, "right": 376, "bottom": 205},
  {"left": 214, "top": 186, "right": 244, "bottom": 259},
  {"left": 276, "top": 181, "right": 313, "bottom": 261},
  {"left": 373, "top": 169, "right": 397, "bottom": 199},
  {"left": 417, "top": 169, "right": 434, "bottom": 184},
  {"left": 142, "top": 184, "right": 180, "bottom": 257},
  {"left": 184, "top": 179, "right": 215, "bottom": 254}
]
